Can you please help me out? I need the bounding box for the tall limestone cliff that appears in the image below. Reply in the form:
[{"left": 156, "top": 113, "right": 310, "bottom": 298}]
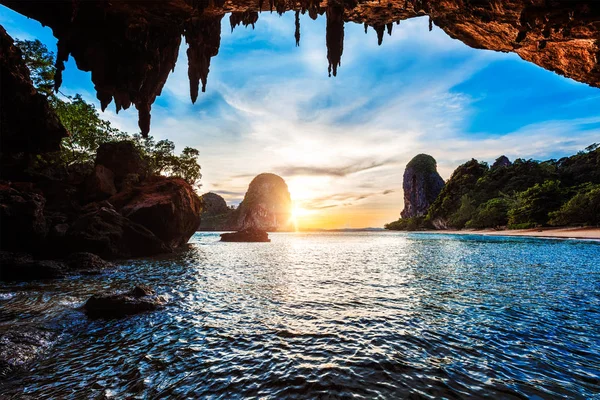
[
  {"left": 400, "top": 154, "right": 445, "bottom": 219},
  {"left": 236, "top": 173, "right": 293, "bottom": 231}
]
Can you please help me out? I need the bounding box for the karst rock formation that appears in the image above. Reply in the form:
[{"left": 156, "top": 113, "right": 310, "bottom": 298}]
[
  {"left": 400, "top": 154, "right": 445, "bottom": 219},
  {"left": 236, "top": 173, "right": 293, "bottom": 231},
  {"left": 1, "top": 0, "right": 599, "bottom": 138}
]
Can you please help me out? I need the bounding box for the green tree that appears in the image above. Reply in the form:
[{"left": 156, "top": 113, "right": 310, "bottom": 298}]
[
  {"left": 51, "top": 94, "right": 128, "bottom": 165},
  {"left": 549, "top": 184, "right": 600, "bottom": 226},
  {"left": 465, "top": 197, "right": 511, "bottom": 229},
  {"left": 15, "top": 39, "right": 55, "bottom": 96},
  {"left": 173, "top": 147, "right": 202, "bottom": 186},
  {"left": 508, "top": 180, "right": 564, "bottom": 227}
]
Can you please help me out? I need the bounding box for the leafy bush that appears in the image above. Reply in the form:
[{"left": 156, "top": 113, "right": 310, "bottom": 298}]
[
  {"left": 384, "top": 216, "right": 429, "bottom": 231},
  {"left": 508, "top": 180, "right": 565, "bottom": 227},
  {"left": 465, "top": 197, "right": 511, "bottom": 229},
  {"left": 549, "top": 184, "right": 600, "bottom": 226}
]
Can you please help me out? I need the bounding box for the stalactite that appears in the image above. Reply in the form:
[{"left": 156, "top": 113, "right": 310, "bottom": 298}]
[
  {"left": 4, "top": 0, "right": 598, "bottom": 137},
  {"left": 54, "top": 38, "right": 69, "bottom": 92},
  {"left": 136, "top": 102, "right": 151, "bottom": 138},
  {"left": 276, "top": 0, "right": 286, "bottom": 15},
  {"left": 185, "top": 15, "right": 224, "bottom": 104},
  {"left": 373, "top": 24, "right": 385, "bottom": 45},
  {"left": 230, "top": 11, "right": 259, "bottom": 31},
  {"left": 295, "top": 10, "right": 301, "bottom": 46},
  {"left": 387, "top": 22, "right": 393, "bottom": 36},
  {"left": 326, "top": 2, "right": 344, "bottom": 77}
]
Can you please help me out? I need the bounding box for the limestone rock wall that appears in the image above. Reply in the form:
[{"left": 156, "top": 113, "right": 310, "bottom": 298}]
[{"left": 400, "top": 154, "right": 445, "bottom": 219}]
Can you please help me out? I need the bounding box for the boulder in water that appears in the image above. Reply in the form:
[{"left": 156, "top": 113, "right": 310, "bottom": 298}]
[
  {"left": 66, "top": 206, "right": 168, "bottom": 259},
  {"left": 109, "top": 176, "right": 202, "bottom": 249},
  {"left": 0, "top": 252, "right": 66, "bottom": 282},
  {"left": 64, "top": 252, "right": 114, "bottom": 275},
  {"left": 84, "top": 285, "right": 166, "bottom": 319},
  {"left": 220, "top": 228, "right": 270, "bottom": 242},
  {"left": 0, "top": 325, "right": 56, "bottom": 378}
]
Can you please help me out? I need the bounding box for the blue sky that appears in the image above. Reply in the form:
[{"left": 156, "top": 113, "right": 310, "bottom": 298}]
[{"left": 2, "top": 6, "right": 599, "bottom": 228}]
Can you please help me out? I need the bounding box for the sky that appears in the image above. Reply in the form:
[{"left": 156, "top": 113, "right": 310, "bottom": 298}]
[{"left": 2, "top": 7, "right": 600, "bottom": 229}]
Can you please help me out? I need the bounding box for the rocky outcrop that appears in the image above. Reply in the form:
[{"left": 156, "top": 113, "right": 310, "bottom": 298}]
[
  {"left": 2, "top": 1, "right": 597, "bottom": 136},
  {"left": 64, "top": 252, "right": 114, "bottom": 275},
  {"left": 0, "top": 27, "right": 67, "bottom": 179},
  {"left": 220, "top": 228, "right": 270, "bottom": 242},
  {"left": 492, "top": 155, "right": 512, "bottom": 170},
  {"left": 95, "top": 141, "right": 148, "bottom": 184},
  {"left": 236, "top": 173, "right": 293, "bottom": 231},
  {"left": 84, "top": 285, "right": 166, "bottom": 319},
  {"left": 109, "top": 176, "right": 202, "bottom": 249},
  {"left": 0, "top": 325, "right": 56, "bottom": 378},
  {"left": 0, "top": 183, "right": 48, "bottom": 253},
  {"left": 66, "top": 206, "right": 168, "bottom": 259},
  {"left": 198, "top": 192, "right": 237, "bottom": 231},
  {"left": 85, "top": 164, "right": 117, "bottom": 201},
  {"left": 400, "top": 154, "right": 445, "bottom": 219},
  {"left": 0, "top": 252, "right": 66, "bottom": 282}
]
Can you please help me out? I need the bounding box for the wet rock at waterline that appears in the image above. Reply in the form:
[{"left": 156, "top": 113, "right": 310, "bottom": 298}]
[
  {"left": 65, "top": 252, "right": 115, "bottom": 275},
  {"left": 66, "top": 206, "right": 169, "bottom": 259},
  {"left": 0, "top": 252, "right": 66, "bottom": 282},
  {"left": 220, "top": 228, "right": 271, "bottom": 242},
  {"left": 84, "top": 285, "right": 166, "bottom": 319},
  {"left": 109, "top": 176, "right": 203, "bottom": 249},
  {"left": 0, "top": 326, "right": 56, "bottom": 378}
]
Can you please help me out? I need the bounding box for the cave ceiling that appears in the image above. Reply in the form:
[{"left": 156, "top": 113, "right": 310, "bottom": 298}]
[{"left": 2, "top": 0, "right": 599, "bottom": 136}]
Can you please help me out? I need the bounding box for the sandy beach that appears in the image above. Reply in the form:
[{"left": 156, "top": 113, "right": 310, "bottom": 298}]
[{"left": 422, "top": 227, "right": 600, "bottom": 240}]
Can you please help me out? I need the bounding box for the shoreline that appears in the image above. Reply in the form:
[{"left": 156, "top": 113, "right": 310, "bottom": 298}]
[{"left": 415, "top": 227, "right": 600, "bottom": 240}]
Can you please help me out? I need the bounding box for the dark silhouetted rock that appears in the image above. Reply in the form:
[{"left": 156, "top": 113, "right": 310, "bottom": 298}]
[
  {"left": 401, "top": 154, "right": 445, "bottom": 219},
  {"left": 202, "top": 192, "right": 229, "bottom": 215},
  {"left": 0, "top": 27, "right": 66, "bottom": 180},
  {"left": 0, "top": 252, "right": 66, "bottom": 282},
  {"left": 0, "top": 325, "right": 56, "bottom": 378},
  {"left": 109, "top": 176, "right": 202, "bottom": 249},
  {"left": 65, "top": 252, "right": 114, "bottom": 275},
  {"left": 85, "top": 164, "right": 117, "bottom": 201},
  {"left": 236, "top": 173, "right": 292, "bottom": 231},
  {"left": 0, "top": 184, "right": 47, "bottom": 253},
  {"left": 198, "top": 192, "right": 237, "bottom": 231},
  {"left": 220, "top": 228, "right": 270, "bottom": 242},
  {"left": 95, "top": 141, "right": 148, "bottom": 182},
  {"left": 66, "top": 206, "right": 168, "bottom": 259},
  {"left": 84, "top": 285, "right": 166, "bottom": 319},
  {"left": 492, "top": 155, "right": 512, "bottom": 170}
]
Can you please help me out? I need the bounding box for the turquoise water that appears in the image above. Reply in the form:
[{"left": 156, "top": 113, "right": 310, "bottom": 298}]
[{"left": 1, "top": 232, "right": 599, "bottom": 398}]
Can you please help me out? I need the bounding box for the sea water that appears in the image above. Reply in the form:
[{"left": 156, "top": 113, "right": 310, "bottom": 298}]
[{"left": 1, "top": 232, "right": 599, "bottom": 398}]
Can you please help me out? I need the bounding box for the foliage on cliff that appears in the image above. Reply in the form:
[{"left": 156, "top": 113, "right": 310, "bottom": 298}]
[
  {"left": 386, "top": 145, "right": 600, "bottom": 230},
  {"left": 16, "top": 39, "right": 201, "bottom": 187}
]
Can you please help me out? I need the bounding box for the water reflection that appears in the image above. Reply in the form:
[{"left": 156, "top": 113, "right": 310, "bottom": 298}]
[{"left": 1, "top": 232, "right": 599, "bottom": 398}]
